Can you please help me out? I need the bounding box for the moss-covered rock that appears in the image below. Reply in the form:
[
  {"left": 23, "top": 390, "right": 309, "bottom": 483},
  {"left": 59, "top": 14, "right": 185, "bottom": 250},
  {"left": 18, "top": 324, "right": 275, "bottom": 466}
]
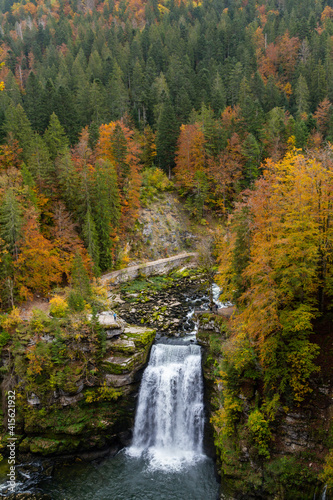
[{"left": 0, "top": 300, "right": 155, "bottom": 458}]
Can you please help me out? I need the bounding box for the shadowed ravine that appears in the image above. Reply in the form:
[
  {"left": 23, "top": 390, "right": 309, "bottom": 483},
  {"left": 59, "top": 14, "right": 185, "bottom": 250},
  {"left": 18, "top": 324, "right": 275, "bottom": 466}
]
[
  {"left": 0, "top": 284, "right": 221, "bottom": 499},
  {"left": 38, "top": 340, "right": 220, "bottom": 500}
]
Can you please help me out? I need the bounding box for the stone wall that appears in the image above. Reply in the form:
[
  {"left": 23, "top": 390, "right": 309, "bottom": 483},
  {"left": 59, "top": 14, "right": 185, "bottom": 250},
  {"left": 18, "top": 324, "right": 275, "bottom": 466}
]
[{"left": 101, "top": 252, "right": 197, "bottom": 285}]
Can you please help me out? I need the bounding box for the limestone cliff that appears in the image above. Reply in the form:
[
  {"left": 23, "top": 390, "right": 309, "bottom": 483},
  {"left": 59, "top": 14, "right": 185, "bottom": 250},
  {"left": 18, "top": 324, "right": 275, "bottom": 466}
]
[
  {"left": 0, "top": 310, "right": 155, "bottom": 458},
  {"left": 196, "top": 313, "right": 332, "bottom": 500}
]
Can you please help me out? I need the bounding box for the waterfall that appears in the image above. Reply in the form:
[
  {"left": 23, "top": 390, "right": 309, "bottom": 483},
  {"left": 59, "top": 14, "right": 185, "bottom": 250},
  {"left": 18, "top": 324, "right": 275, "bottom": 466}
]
[
  {"left": 322, "top": 484, "right": 327, "bottom": 500},
  {"left": 128, "top": 343, "right": 205, "bottom": 470}
]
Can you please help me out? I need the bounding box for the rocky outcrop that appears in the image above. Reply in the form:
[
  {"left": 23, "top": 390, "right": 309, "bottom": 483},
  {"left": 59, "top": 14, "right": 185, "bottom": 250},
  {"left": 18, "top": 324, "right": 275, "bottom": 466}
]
[
  {"left": 114, "top": 270, "right": 208, "bottom": 335},
  {"left": 194, "top": 311, "right": 230, "bottom": 335},
  {"left": 136, "top": 193, "right": 197, "bottom": 260},
  {"left": 1, "top": 319, "right": 155, "bottom": 459},
  {"left": 197, "top": 314, "right": 333, "bottom": 500}
]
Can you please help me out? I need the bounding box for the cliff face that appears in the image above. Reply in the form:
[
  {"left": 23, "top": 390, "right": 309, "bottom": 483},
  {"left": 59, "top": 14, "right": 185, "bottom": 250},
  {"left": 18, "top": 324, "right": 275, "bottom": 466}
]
[
  {"left": 196, "top": 313, "right": 333, "bottom": 500},
  {"left": 0, "top": 312, "right": 155, "bottom": 458}
]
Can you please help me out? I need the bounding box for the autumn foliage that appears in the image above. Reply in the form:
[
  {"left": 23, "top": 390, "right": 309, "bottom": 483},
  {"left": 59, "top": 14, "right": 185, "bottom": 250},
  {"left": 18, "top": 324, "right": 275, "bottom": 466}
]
[{"left": 218, "top": 146, "right": 333, "bottom": 402}]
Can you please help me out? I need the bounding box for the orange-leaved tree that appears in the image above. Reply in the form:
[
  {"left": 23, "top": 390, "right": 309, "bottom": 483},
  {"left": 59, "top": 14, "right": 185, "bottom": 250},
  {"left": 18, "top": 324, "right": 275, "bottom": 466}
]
[{"left": 14, "top": 209, "right": 63, "bottom": 300}]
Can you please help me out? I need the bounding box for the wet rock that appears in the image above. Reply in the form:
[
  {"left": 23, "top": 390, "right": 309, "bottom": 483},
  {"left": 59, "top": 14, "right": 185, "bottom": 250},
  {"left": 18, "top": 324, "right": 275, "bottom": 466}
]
[
  {"left": 106, "top": 328, "right": 122, "bottom": 339},
  {"left": 105, "top": 373, "right": 135, "bottom": 387},
  {"left": 5, "top": 495, "right": 52, "bottom": 500},
  {"left": 59, "top": 393, "right": 84, "bottom": 406},
  {"left": 27, "top": 394, "right": 40, "bottom": 406}
]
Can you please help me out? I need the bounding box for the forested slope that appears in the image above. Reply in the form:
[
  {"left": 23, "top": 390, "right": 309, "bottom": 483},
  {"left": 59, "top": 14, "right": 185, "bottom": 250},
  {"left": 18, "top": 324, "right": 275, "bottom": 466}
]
[{"left": 1, "top": 0, "right": 333, "bottom": 308}]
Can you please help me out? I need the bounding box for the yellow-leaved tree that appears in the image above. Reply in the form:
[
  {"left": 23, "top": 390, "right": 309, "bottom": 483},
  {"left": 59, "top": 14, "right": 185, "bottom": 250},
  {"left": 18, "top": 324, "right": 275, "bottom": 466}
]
[{"left": 218, "top": 145, "right": 333, "bottom": 403}]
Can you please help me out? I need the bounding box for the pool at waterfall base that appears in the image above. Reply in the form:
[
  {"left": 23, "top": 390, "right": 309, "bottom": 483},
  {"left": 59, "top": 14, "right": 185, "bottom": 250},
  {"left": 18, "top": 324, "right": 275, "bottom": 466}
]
[
  {"left": 38, "top": 448, "right": 219, "bottom": 499},
  {"left": 36, "top": 342, "right": 220, "bottom": 500}
]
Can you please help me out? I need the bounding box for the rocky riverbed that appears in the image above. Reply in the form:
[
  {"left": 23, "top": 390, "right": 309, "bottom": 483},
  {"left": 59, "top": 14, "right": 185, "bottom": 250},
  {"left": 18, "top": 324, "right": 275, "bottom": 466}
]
[{"left": 111, "top": 269, "right": 211, "bottom": 335}]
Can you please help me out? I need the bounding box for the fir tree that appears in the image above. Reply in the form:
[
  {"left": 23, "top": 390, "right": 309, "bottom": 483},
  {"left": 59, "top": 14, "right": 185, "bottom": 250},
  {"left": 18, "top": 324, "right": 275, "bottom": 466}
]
[
  {"left": 156, "top": 98, "right": 178, "bottom": 175},
  {"left": 0, "top": 188, "right": 22, "bottom": 261},
  {"left": 44, "top": 112, "right": 69, "bottom": 161}
]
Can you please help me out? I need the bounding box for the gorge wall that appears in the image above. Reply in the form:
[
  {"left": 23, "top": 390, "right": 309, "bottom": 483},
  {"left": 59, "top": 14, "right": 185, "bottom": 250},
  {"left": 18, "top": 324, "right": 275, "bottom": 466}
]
[
  {"left": 196, "top": 313, "right": 332, "bottom": 500},
  {"left": 0, "top": 313, "right": 155, "bottom": 459}
]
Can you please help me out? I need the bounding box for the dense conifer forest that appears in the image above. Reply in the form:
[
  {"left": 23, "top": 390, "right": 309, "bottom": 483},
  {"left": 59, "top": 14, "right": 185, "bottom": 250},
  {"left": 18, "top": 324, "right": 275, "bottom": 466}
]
[
  {"left": 1, "top": 0, "right": 333, "bottom": 305},
  {"left": 1, "top": 0, "right": 333, "bottom": 496}
]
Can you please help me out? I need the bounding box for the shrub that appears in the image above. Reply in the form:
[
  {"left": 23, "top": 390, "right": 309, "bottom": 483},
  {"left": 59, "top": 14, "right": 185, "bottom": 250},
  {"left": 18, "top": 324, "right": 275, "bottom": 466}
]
[
  {"left": 248, "top": 409, "right": 271, "bottom": 458},
  {"left": 68, "top": 291, "right": 85, "bottom": 312},
  {"left": 140, "top": 167, "right": 172, "bottom": 205},
  {"left": 320, "top": 450, "right": 333, "bottom": 490},
  {"left": 1, "top": 308, "right": 22, "bottom": 332},
  {"left": 49, "top": 296, "right": 69, "bottom": 318}
]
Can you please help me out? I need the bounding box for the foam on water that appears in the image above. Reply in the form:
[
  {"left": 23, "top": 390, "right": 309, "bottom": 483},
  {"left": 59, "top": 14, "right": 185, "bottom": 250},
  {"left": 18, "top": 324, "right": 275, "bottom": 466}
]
[{"left": 128, "top": 343, "right": 205, "bottom": 471}]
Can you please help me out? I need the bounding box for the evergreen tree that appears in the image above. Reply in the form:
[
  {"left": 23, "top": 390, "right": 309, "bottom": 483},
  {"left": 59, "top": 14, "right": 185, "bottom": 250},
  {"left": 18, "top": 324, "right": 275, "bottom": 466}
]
[
  {"left": 54, "top": 86, "right": 79, "bottom": 143},
  {"left": 56, "top": 152, "right": 80, "bottom": 213},
  {"left": 71, "top": 251, "right": 91, "bottom": 299},
  {"left": 27, "top": 133, "right": 54, "bottom": 190},
  {"left": 23, "top": 72, "right": 47, "bottom": 133},
  {"left": 295, "top": 75, "right": 310, "bottom": 117},
  {"left": 91, "top": 160, "right": 120, "bottom": 271},
  {"left": 156, "top": 98, "right": 178, "bottom": 175},
  {"left": 107, "top": 63, "right": 129, "bottom": 120},
  {"left": 44, "top": 113, "right": 69, "bottom": 161},
  {"left": 4, "top": 104, "right": 33, "bottom": 161},
  {"left": 110, "top": 123, "right": 129, "bottom": 185},
  {"left": 211, "top": 72, "right": 226, "bottom": 116},
  {"left": 82, "top": 206, "right": 100, "bottom": 272},
  {"left": 0, "top": 188, "right": 22, "bottom": 261}
]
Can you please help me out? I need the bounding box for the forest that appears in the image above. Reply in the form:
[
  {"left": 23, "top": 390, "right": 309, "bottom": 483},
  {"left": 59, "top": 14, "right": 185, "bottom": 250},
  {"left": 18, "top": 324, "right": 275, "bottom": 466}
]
[
  {"left": 1, "top": 0, "right": 333, "bottom": 494},
  {"left": 1, "top": 0, "right": 333, "bottom": 308}
]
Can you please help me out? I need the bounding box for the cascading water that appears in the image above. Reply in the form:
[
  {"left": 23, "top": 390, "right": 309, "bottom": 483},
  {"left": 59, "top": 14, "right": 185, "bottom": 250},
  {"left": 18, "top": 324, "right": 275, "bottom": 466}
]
[
  {"left": 128, "top": 343, "right": 205, "bottom": 470},
  {"left": 3, "top": 285, "right": 220, "bottom": 500}
]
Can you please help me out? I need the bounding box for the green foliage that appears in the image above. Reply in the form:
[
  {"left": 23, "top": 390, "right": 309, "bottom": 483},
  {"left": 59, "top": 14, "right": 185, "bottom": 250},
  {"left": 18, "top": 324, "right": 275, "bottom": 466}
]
[
  {"left": 91, "top": 160, "right": 120, "bottom": 271},
  {"left": 67, "top": 291, "right": 86, "bottom": 312},
  {"left": 266, "top": 456, "right": 318, "bottom": 498},
  {"left": 85, "top": 383, "right": 122, "bottom": 403},
  {"left": 71, "top": 253, "right": 91, "bottom": 300},
  {"left": 44, "top": 113, "right": 69, "bottom": 161},
  {"left": 247, "top": 409, "right": 271, "bottom": 458},
  {"left": 0, "top": 330, "right": 10, "bottom": 355},
  {"left": 0, "top": 188, "right": 22, "bottom": 260},
  {"left": 320, "top": 451, "right": 333, "bottom": 490},
  {"left": 140, "top": 167, "right": 172, "bottom": 206},
  {"left": 82, "top": 207, "right": 100, "bottom": 273},
  {"left": 156, "top": 98, "right": 178, "bottom": 174},
  {"left": 49, "top": 296, "right": 69, "bottom": 318}
]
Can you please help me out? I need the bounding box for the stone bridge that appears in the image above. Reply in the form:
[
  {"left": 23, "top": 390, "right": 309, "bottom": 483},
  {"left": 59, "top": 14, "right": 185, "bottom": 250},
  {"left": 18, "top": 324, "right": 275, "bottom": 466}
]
[{"left": 100, "top": 252, "right": 198, "bottom": 285}]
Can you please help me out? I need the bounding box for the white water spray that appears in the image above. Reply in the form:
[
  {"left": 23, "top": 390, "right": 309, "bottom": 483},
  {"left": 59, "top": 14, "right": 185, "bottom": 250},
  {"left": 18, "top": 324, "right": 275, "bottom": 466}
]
[
  {"left": 128, "top": 343, "right": 205, "bottom": 470},
  {"left": 322, "top": 484, "right": 327, "bottom": 500}
]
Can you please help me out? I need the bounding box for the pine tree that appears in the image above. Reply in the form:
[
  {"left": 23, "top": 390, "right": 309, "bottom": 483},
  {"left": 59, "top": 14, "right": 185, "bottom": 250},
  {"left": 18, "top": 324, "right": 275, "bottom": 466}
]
[
  {"left": 156, "top": 98, "right": 178, "bottom": 175},
  {"left": 110, "top": 123, "right": 129, "bottom": 185},
  {"left": 107, "top": 63, "right": 129, "bottom": 120},
  {"left": 91, "top": 160, "right": 120, "bottom": 271},
  {"left": 27, "top": 133, "right": 54, "bottom": 190},
  {"left": 295, "top": 75, "right": 310, "bottom": 117},
  {"left": 23, "top": 72, "right": 46, "bottom": 133},
  {"left": 0, "top": 188, "right": 22, "bottom": 261},
  {"left": 56, "top": 152, "right": 80, "bottom": 213},
  {"left": 4, "top": 104, "right": 33, "bottom": 161},
  {"left": 82, "top": 206, "right": 100, "bottom": 273},
  {"left": 70, "top": 251, "right": 91, "bottom": 299},
  {"left": 211, "top": 72, "right": 226, "bottom": 116},
  {"left": 44, "top": 112, "right": 69, "bottom": 161}
]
